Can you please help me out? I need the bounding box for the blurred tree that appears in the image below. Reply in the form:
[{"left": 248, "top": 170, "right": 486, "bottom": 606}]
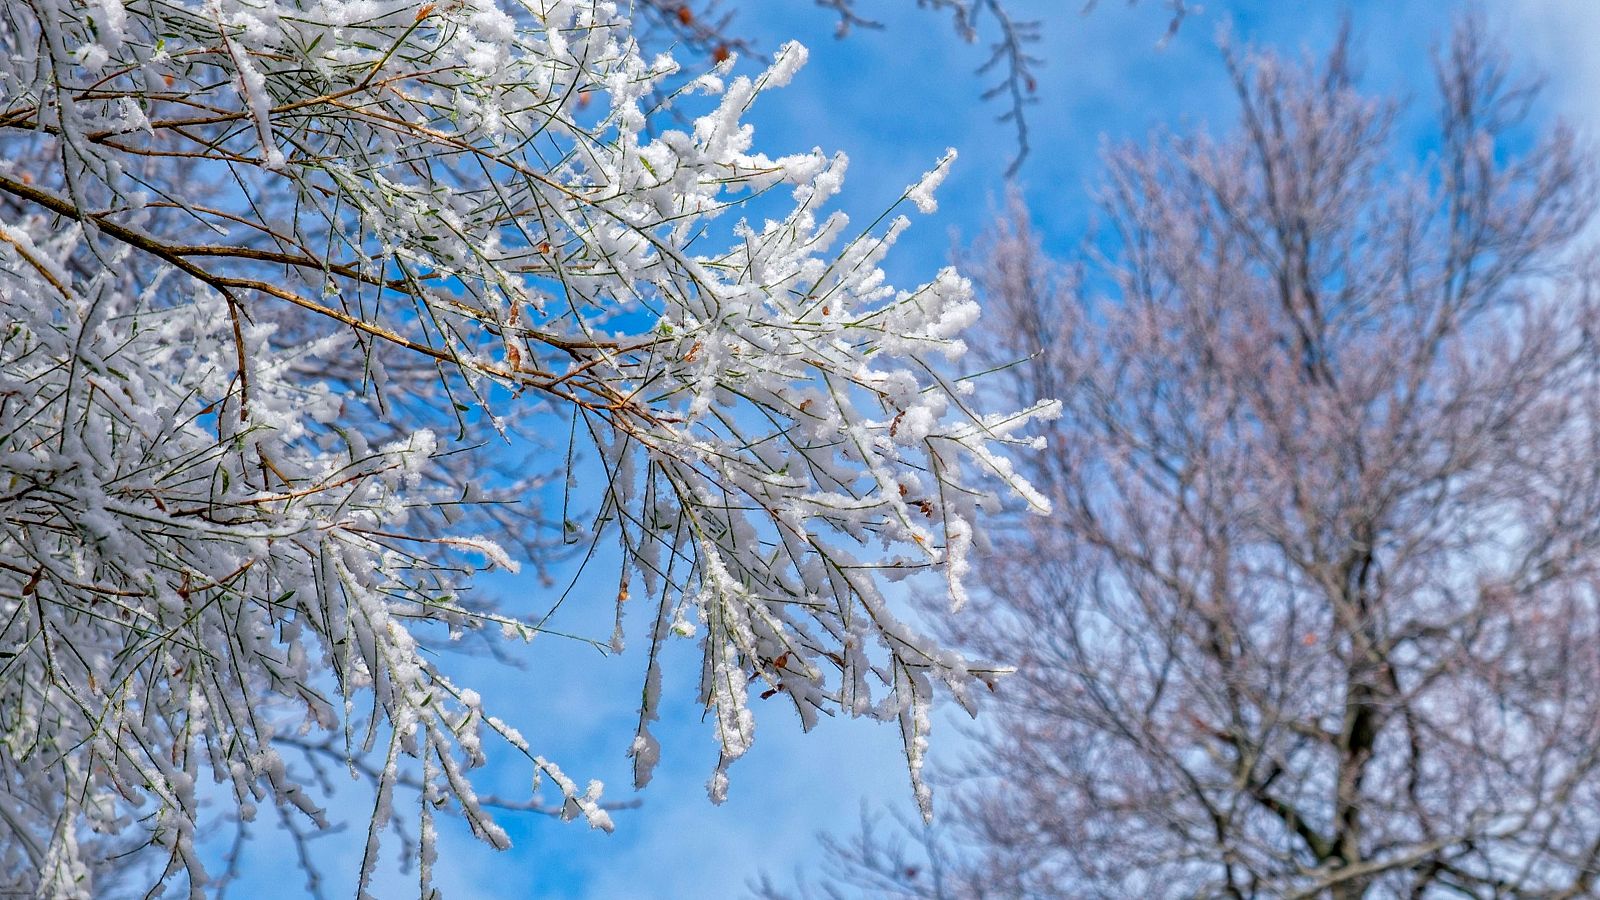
[{"left": 764, "top": 16, "right": 1600, "bottom": 899}]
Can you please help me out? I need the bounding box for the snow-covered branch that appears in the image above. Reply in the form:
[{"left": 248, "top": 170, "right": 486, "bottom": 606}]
[{"left": 0, "top": 0, "right": 1055, "bottom": 894}]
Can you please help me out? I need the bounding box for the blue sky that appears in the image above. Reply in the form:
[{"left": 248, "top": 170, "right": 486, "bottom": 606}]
[{"left": 213, "top": 2, "right": 1600, "bottom": 897}]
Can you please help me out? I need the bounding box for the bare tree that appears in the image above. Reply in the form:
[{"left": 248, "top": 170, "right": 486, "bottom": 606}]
[{"left": 768, "top": 17, "right": 1600, "bottom": 899}]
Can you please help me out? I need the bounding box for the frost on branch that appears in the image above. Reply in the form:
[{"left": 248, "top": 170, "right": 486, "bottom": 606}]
[{"left": 0, "top": 0, "right": 1056, "bottom": 894}]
